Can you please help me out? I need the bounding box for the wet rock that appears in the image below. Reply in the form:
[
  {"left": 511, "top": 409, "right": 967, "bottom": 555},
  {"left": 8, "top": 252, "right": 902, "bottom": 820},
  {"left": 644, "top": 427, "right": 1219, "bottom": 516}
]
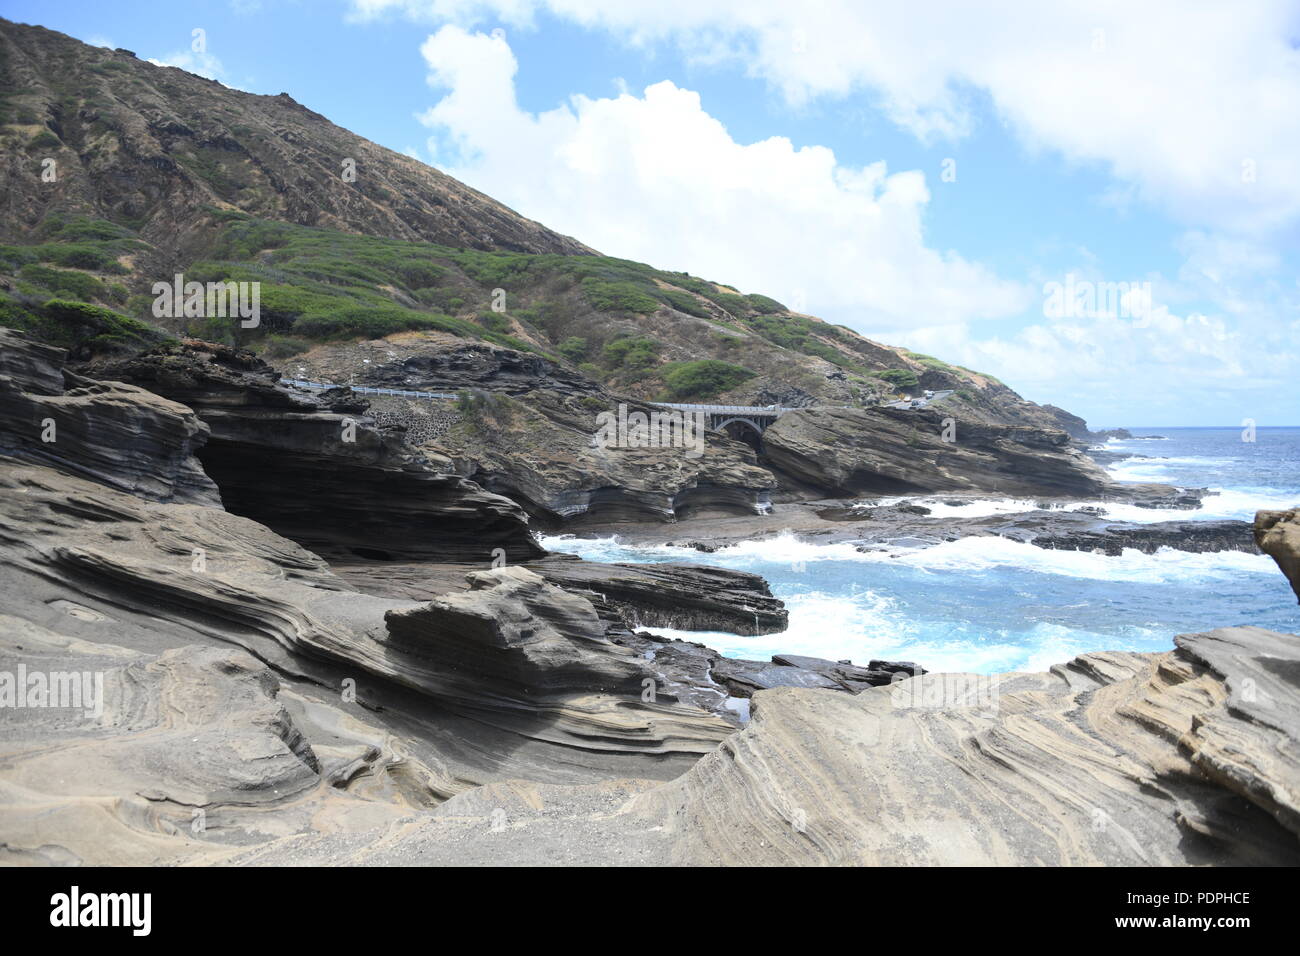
[{"left": 523, "top": 553, "right": 788, "bottom": 635}]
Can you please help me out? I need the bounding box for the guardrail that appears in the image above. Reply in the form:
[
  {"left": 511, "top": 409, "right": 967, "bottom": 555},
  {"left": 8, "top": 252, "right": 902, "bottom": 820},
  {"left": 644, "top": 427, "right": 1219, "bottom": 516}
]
[
  {"left": 281, "top": 380, "right": 792, "bottom": 415},
  {"left": 656, "top": 402, "right": 786, "bottom": 416},
  {"left": 282, "top": 378, "right": 457, "bottom": 400}
]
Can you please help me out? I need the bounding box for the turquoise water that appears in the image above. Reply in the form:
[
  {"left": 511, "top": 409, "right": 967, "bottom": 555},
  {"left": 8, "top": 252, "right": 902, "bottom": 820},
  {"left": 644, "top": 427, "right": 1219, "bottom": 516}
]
[{"left": 543, "top": 427, "right": 1300, "bottom": 674}]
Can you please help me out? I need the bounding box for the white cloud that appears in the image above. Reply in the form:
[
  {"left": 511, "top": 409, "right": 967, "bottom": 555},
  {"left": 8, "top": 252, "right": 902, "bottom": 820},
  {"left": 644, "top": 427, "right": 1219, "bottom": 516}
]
[
  {"left": 360, "top": 0, "right": 1300, "bottom": 236},
  {"left": 879, "top": 297, "right": 1298, "bottom": 424},
  {"left": 147, "top": 50, "right": 229, "bottom": 83},
  {"left": 414, "top": 25, "right": 1027, "bottom": 326}
]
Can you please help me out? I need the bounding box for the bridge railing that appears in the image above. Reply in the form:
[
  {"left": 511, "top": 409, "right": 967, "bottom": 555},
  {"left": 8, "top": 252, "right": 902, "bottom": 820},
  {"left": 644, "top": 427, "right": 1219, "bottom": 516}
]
[
  {"left": 282, "top": 378, "right": 458, "bottom": 400},
  {"left": 656, "top": 402, "right": 785, "bottom": 416}
]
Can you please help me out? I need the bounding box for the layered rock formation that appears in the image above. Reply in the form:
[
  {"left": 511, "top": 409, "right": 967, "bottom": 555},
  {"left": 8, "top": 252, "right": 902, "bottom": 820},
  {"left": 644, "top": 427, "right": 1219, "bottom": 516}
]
[
  {"left": 626, "top": 625, "right": 1300, "bottom": 865},
  {"left": 3, "top": 337, "right": 1297, "bottom": 865},
  {"left": 0, "top": 459, "right": 739, "bottom": 769},
  {"left": 762, "top": 405, "right": 1113, "bottom": 498},
  {"left": 86, "top": 340, "right": 545, "bottom": 562},
  {"left": 523, "top": 554, "right": 788, "bottom": 635},
  {"left": 1256, "top": 509, "right": 1300, "bottom": 601},
  {"left": 382, "top": 567, "right": 733, "bottom": 753},
  {"left": 0, "top": 620, "right": 454, "bottom": 865},
  {"left": 81, "top": 624, "right": 1293, "bottom": 867},
  {"left": 0, "top": 328, "right": 763, "bottom": 824},
  {"left": 0, "top": 328, "right": 218, "bottom": 505}
]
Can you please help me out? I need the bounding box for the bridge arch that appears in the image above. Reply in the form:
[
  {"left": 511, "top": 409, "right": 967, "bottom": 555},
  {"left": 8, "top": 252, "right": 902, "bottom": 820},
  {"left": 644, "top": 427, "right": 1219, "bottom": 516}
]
[
  {"left": 712, "top": 416, "right": 766, "bottom": 449},
  {"left": 712, "top": 416, "right": 766, "bottom": 435}
]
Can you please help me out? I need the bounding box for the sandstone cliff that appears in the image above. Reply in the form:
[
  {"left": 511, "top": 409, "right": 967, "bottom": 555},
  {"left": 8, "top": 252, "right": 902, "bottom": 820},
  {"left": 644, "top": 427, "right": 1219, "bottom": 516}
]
[{"left": 1256, "top": 508, "right": 1300, "bottom": 601}]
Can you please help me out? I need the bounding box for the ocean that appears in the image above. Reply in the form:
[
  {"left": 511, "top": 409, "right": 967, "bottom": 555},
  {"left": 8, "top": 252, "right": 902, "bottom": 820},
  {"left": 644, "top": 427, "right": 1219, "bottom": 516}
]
[{"left": 542, "top": 427, "right": 1300, "bottom": 674}]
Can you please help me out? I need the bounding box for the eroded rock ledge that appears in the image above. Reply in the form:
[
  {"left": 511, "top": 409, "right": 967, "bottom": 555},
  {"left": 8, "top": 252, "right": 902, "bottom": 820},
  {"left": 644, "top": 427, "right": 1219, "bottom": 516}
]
[
  {"left": 761, "top": 405, "right": 1115, "bottom": 498},
  {"left": 523, "top": 553, "right": 788, "bottom": 635},
  {"left": 0, "top": 329, "right": 219, "bottom": 505},
  {"left": 210, "top": 624, "right": 1299, "bottom": 866},
  {"left": 85, "top": 340, "right": 544, "bottom": 562},
  {"left": 1257, "top": 509, "right": 1300, "bottom": 601}
]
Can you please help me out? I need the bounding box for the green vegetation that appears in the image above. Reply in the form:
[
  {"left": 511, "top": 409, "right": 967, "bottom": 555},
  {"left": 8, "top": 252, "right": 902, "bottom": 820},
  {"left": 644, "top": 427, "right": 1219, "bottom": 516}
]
[
  {"left": 602, "top": 335, "right": 659, "bottom": 370},
  {"left": 27, "top": 129, "right": 61, "bottom": 151},
  {"left": 475, "top": 311, "right": 512, "bottom": 333},
  {"left": 660, "top": 359, "right": 755, "bottom": 400},
  {"left": 454, "top": 388, "right": 519, "bottom": 433},
  {"left": 659, "top": 288, "right": 709, "bottom": 317},
  {"left": 260, "top": 334, "right": 311, "bottom": 359},
  {"left": 873, "top": 368, "right": 920, "bottom": 389},
  {"left": 745, "top": 293, "right": 787, "bottom": 314},
  {"left": 744, "top": 312, "right": 852, "bottom": 367},
  {"left": 580, "top": 277, "right": 659, "bottom": 314},
  {"left": 557, "top": 336, "right": 589, "bottom": 362},
  {"left": 0, "top": 213, "right": 1014, "bottom": 405},
  {"left": 903, "top": 350, "right": 963, "bottom": 376},
  {"left": 0, "top": 217, "right": 140, "bottom": 281},
  {"left": 17, "top": 264, "right": 105, "bottom": 301},
  {"left": 0, "top": 296, "right": 167, "bottom": 356}
]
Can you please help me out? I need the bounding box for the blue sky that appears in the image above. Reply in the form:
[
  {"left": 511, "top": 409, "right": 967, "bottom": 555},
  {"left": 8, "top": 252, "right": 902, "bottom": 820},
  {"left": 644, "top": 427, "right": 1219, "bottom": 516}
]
[{"left": 8, "top": 0, "right": 1299, "bottom": 426}]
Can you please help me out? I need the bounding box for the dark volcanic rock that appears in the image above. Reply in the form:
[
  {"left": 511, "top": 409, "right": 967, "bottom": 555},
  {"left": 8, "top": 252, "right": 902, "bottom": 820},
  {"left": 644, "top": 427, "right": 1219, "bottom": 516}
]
[
  {"left": 1121, "top": 482, "right": 1208, "bottom": 509},
  {"left": 1039, "top": 404, "right": 1092, "bottom": 440},
  {"left": 1010, "top": 516, "right": 1258, "bottom": 556},
  {"left": 847, "top": 509, "right": 1256, "bottom": 556},
  {"left": 711, "top": 657, "right": 843, "bottom": 696},
  {"left": 365, "top": 343, "right": 601, "bottom": 397},
  {"left": 524, "top": 553, "right": 788, "bottom": 635},
  {"left": 761, "top": 405, "right": 1112, "bottom": 498},
  {"left": 712, "top": 653, "right": 926, "bottom": 698},
  {"left": 86, "top": 340, "right": 544, "bottom": 562}
]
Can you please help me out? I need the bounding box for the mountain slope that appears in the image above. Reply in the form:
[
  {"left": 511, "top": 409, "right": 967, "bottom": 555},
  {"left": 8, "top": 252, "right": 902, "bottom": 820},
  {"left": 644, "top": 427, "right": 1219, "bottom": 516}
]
[
  {"left": 0, "top": 16, "right": 1091, "bottom": 440},
  {"left": 0, "top": 18, "right": 591, "bottom": 256}
]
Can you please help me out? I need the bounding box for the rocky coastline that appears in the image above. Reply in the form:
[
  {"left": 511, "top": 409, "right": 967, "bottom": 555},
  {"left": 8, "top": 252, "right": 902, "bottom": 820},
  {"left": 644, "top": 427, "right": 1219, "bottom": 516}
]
[{"left": 2, "top": 327, "right": 1298, "bottom": 866}]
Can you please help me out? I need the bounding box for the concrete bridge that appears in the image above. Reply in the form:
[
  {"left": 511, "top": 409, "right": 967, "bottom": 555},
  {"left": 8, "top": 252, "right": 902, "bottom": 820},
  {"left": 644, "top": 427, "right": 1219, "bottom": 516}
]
[
  {"left": 283, "top": 377, "right": 951, "bottom": 444},
  {"left": 654, "top": 402, "right": 788, "bottom": 440}
]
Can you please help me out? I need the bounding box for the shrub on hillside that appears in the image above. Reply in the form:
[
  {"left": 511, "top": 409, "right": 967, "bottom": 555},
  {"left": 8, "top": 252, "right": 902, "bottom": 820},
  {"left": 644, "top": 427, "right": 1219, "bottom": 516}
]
[
  {"left": 745, "top": 293, "right": 787, "bottom": 314},
  {"left": 602, "top": 335, "right": 659, "bottom": 369},
  {"left": 0, "top": 296, "right": 166, "bottom": 356},
  {"left": 874, "top": 368, "right": 920, "bottom": 388},
  {"left": 557, "top": 336, "right": 589, "bottom": 362},
  {"left": 581, "top": 277, "right": 659, "bottom": 314},
  {"left": 660, "top": 359, "right": 755, "bottom": 400}
]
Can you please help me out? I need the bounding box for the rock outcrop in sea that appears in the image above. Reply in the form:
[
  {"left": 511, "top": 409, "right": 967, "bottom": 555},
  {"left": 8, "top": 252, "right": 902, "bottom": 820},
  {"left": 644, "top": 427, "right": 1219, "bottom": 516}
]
[{"left": 761, "top": 405, "right": 1114, "bottom": 498}]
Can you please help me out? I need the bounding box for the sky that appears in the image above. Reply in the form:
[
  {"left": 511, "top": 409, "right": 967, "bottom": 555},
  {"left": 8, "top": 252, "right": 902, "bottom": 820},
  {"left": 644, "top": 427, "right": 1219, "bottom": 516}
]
[{"left": 7, "top": 0, "right": 1300, "bottom": 427}]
